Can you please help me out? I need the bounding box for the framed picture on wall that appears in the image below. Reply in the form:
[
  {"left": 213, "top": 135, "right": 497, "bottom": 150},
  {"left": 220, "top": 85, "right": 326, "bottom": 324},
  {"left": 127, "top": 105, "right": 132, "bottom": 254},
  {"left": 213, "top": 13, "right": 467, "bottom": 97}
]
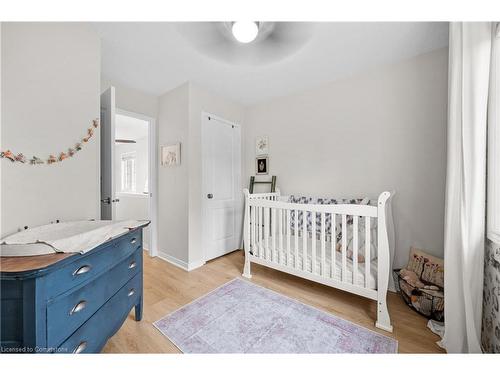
[
  {"left": 255, "top": 136, "right": 269, "bottom": 156},
  {"left": 161, "top": 143, "right": 181, "bottom": 166},
  {"left": 256, "top": 156, "right": 269, "bottom": 175}
]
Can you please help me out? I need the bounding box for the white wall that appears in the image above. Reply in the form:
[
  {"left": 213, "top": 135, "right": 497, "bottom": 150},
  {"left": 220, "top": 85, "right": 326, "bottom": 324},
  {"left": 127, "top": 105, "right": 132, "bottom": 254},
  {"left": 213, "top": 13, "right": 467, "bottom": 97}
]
[
  {"left": 158, "top": 83, "right": 190, "bottom": 263},
  {"left": 1, "top": 22, "right": 3, "bottom": 234},
  {"left": 101, "top": 78, "right": 158, "bottom": 119},
  {"left": 1, "top": 23, "right": 100, "bottom": 236},
  {"left": 244, "top": 48, "right": 448, "bottom": 267}
]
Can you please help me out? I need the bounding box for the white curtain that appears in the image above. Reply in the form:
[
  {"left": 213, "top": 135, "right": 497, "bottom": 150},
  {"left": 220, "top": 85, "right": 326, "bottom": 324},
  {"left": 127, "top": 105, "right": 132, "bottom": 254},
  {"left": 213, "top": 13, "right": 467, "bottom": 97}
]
[{"left": 443, "top": 22, "right": 493, "bottom": 353}]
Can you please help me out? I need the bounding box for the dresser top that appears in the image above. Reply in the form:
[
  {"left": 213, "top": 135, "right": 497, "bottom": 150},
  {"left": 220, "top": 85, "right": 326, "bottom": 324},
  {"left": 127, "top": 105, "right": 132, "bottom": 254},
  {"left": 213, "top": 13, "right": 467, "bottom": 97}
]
[
  {"left": 0, "top": 253, "right": 76, "bottom": 273},
  {"left": 0, "top": 226, "right": 147, "bottom": 275}
]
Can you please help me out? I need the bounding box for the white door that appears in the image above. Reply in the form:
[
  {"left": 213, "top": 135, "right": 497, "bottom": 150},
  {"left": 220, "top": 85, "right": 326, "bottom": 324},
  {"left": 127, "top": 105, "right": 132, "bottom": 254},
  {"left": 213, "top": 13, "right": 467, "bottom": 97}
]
[
  {"left": 202, "top": 113, "right": 242, "bottom": 261},
  {"left": 100, "top": 87, "right": 116, "bottom": 220}
]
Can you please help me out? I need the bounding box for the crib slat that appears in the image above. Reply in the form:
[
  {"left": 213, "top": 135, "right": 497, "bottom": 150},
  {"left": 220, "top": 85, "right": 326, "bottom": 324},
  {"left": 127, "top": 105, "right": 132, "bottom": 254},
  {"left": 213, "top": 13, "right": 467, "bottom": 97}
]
[
  {"left": 251, "top": 206, "right": 255, "bottom": 257},
  {"left": 252, "top": 205, "right": 255, "bottom": 255},
  {"left": 286, "top": 209, "right": 291, "bottom": 267},
  {"left": 294, "top": 209, "right": 299, "bottom": 269},
  {"left": 255, "top": 206, "right": 258, "bottom": 258},
  {"left": 278, "top": 208, "right": 283, "bottom": 265},
  {"left": 271, "top": 208, "right": 276, "bottom": 263},
  {"left": 353, "top": 216, "right": 359, "bottom": 285},
  {"left": 365, "top": 216, "right": 371, "bottom": 288},
  {"left": 311, "top": 213, "right": 316, "bottom": 274},
  {"left": 265, "top": 207, "right": 270, "bottom": 261},
  {"left": 258, "top": 207, "right": 263, "bottom": 259},
  {"left": 256, "top": 206, "right": 259, "bottom": 258},
  {"left": 331, "top": 213, "right": 336, "bottom": 278},
  {"left": 248, "top": 198, "right": 376, "bottom": 291},
  {"left": 321, "top": 212, "right": 326, "bottom": 277},
  {"left": 342, "top": 214, "right": 347, "bottom": 282},
  {"left": 302, "top": 210, "right": 307, "bottom": 272}
]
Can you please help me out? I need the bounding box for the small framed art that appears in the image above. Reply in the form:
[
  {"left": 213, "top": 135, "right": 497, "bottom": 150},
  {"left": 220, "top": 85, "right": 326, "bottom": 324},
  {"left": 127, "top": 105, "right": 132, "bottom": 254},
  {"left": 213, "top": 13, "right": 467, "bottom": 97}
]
[
  {"left": 255, "top": 136, "right": 269, "bottom": 156},
  {"left": 161, "top": 143, "right": 181, "bottom": 166},
  {"left": 256, "top": 156, "right": 269, "bottom": 175}
]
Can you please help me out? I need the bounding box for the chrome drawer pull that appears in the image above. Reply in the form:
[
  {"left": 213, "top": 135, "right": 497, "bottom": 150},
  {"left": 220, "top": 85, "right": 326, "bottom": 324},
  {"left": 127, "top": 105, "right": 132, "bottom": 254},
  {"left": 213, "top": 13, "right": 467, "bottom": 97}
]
[
  {"left": 73, "top": 341, "right": 87, "bottom": 354},
  {"left": 128, "top": 288, "right": 135, "bottom": 297},
  {"left": 130, "top": 237, "right": 137, "bottom": 244},
  {"left": 128, "top": 261, "right": 137, "bottom": 269},
  {"left": 69, "top": 300, "right": 87, "bottom": 315},
  {"left": 73, "top": 265, "right": 92, "bottom": 276}
]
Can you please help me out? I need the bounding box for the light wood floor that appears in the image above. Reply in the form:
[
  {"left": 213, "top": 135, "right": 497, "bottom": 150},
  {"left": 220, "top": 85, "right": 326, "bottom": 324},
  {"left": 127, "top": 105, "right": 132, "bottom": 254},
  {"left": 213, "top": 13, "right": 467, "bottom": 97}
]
[{"left": 102, "top": 250, "right": 445, "bottom": 353}]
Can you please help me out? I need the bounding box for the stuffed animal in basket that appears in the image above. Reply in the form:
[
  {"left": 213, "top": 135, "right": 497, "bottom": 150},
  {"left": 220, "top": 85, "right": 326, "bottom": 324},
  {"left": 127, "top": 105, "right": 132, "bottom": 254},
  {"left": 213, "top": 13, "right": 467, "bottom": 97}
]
[
  {"left": 396, "top": 247, "right": 444, "bottom": 320},
  {"left": 406, "top": 247, "right": 444, "bottom": 288},
  {"left": 399, "top": 268, "right": 440, "bottom": 290},
  {"left": 399, "top": 269, "right": 425, "bottom": 288}
]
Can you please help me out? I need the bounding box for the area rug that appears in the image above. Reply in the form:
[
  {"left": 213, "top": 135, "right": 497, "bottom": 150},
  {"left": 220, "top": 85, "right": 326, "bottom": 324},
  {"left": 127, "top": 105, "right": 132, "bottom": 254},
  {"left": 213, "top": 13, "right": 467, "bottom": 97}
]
[{"left": 153, "top": 278, "right": 398, "bottom": 353}]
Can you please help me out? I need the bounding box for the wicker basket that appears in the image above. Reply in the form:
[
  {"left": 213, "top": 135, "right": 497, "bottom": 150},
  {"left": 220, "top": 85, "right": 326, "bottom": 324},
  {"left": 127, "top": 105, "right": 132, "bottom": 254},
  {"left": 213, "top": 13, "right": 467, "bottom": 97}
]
[{"left": 393, "top": 269, "right": 444, "bottom": 321}]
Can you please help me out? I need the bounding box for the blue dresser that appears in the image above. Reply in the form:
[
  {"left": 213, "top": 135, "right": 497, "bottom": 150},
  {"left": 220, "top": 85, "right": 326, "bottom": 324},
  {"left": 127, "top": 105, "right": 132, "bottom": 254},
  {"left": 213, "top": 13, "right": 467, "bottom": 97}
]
[{"left": 0, "top": 227, "right": 145, "bottom": 353}]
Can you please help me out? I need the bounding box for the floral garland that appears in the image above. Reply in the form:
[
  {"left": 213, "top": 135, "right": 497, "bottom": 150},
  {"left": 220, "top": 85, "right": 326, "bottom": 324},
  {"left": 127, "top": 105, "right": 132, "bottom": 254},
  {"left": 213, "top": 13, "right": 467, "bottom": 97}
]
[{"left": 0, "top": 119, "right": 99, "bottom": 165}]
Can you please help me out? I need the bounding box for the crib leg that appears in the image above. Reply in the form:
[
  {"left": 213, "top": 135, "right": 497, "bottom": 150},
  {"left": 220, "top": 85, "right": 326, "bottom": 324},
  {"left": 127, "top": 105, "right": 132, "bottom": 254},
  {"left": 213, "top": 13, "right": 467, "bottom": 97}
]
[
  {"left": 242, "top": 256, "right": 252, "bottom": 279},
  {"left": 375, "top": 294, "right": 393, "bottom": 332},
  {"left": 375, "top": 192, "right": 393, "bottom": 333}
]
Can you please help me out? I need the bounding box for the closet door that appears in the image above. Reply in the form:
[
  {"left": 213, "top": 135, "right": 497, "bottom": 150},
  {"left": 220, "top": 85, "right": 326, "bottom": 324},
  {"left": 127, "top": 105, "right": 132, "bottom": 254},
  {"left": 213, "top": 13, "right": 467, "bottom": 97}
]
[{"left": 202, "top": 113, "right": 242, "bottom": 261}]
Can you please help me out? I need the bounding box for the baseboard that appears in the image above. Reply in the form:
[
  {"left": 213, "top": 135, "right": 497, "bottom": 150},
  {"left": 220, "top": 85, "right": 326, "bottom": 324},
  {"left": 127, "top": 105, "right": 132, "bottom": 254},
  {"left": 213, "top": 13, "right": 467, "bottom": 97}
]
[
  {"left": 157, "top": 251, "right": 189, "bottom": 270},
  {"left": 157, "top": 251, "right": 205, "bottom": 272},
  {"left": 187, "top": 259, "right": 206, "bottom": 271}
]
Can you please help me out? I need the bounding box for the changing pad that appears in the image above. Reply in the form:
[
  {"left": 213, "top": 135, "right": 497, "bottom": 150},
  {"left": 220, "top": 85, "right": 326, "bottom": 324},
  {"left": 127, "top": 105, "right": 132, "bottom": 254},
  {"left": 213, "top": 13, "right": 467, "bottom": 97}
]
[{"left": 1, "top": 220, "right": 150, "bottom": 256}]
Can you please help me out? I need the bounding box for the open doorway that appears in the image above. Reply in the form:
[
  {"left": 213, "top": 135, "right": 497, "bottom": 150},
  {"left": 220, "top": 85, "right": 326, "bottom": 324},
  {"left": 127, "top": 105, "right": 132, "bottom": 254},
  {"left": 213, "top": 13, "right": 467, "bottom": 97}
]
[
  {"left": 115, "top": 111, "right": 151, "bottom": 250},
  {"left": 100, "top": 87, "right": 158, "bottom": 256}
]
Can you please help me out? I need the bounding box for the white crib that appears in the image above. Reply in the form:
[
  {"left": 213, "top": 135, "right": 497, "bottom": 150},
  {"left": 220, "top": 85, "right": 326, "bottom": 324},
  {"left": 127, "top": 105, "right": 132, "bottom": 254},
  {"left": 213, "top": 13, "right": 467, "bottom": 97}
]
[{"left": 242, "top": 189, "right": 395, "bottom": 332}]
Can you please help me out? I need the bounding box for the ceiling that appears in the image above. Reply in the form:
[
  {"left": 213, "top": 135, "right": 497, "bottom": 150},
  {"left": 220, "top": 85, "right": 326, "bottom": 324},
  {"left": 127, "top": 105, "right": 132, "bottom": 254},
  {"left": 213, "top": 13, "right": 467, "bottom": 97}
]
[
  {"left": 115, "top": 114, "right": 148, "bottom": 141},
  {"left": 92, "top": 22, "right": 449, "bottom": 106}
]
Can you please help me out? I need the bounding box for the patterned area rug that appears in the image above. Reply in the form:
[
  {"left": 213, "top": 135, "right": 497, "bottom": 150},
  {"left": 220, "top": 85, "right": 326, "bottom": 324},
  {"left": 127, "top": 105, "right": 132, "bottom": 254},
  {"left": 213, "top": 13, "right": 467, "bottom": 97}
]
[{"left": 153, "top": 278, "right": 398, "bottom": 353}]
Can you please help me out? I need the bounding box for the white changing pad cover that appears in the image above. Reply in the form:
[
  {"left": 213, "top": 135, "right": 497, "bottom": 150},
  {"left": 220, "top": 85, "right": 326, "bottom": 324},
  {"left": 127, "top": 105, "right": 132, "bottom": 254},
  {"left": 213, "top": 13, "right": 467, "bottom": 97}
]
[{"left": 1, "top": 220, "right": 149, "bottom": 256}]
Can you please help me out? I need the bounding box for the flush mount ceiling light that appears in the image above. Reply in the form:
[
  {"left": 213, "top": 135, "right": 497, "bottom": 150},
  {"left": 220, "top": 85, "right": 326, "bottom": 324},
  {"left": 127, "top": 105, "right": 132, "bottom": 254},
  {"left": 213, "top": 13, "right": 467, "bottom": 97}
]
[
  {"left": 175, "top": 22, "right": 316, "bottom": 66},
  {"left": 232, "top": 21, "right": 259, "bottom": 43}
]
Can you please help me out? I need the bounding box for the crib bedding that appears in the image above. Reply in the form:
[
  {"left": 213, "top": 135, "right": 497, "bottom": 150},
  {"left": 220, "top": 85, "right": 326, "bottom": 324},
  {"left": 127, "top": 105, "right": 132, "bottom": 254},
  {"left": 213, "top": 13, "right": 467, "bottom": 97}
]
[
  {"left": 286, "top": 196, "right": 378, "bottom": 261},
  {"left": 252, "top": 234, "right": 378, "bottom": 289}
]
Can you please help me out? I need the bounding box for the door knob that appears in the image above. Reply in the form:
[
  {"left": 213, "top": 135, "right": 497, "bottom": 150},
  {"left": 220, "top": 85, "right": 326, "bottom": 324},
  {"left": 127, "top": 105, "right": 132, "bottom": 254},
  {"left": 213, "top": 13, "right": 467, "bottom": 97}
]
[
  {"left": 207, "top": 194, "right": 213, "bottom": 199},
  {"left": 101, "top": 197, "right": 111, "bottom": 204}
]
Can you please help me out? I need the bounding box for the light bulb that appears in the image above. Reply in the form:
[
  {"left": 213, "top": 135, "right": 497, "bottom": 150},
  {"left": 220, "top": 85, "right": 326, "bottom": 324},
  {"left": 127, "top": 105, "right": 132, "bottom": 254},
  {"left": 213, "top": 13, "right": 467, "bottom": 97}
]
[{"left": 232, "top": 21, "right": 259, "bottom": 44}]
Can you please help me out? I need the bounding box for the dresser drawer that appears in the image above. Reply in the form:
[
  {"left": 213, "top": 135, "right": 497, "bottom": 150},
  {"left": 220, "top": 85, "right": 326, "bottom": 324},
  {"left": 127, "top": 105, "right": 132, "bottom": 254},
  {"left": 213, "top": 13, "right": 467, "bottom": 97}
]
[
  {"left": 46, "top": 248, "right": 142, "bottom": 347},
  {"left": 56, "top": 272, "right": 142, "bottom": 354},
  {"left": 43, "top": 230, "right": 142, "bottom": 299}
]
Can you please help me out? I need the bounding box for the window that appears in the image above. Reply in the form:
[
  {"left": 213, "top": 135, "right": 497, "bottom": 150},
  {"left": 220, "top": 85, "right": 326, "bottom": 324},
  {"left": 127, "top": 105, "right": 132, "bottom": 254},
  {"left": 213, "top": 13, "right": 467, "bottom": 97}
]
[
  {"left": 487, "top": 28, "right": 500, "bottom": 242},
  {"left": 121, "top": 152, "right": 136, "bottom": 193}
]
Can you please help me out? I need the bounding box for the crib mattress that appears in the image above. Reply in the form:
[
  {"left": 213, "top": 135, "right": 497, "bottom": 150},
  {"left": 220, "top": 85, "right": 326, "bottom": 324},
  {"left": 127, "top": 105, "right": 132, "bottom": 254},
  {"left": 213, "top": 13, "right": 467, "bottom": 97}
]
[{"left": 251, "top": 235, "right": 378, "bottom": 289}]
